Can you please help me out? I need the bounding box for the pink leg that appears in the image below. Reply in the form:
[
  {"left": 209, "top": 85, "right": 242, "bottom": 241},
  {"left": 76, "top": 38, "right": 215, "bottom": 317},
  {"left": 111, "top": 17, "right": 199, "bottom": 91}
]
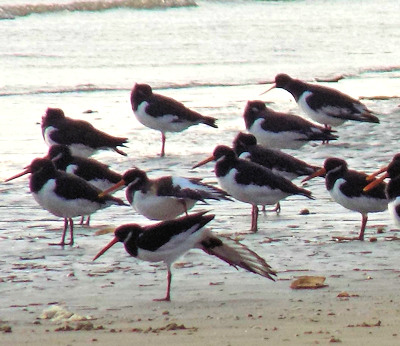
[
  {"left": 250, "top": 205, "right": 259, "bottom": 233},
  {"left": 153, "top": 269, "right": 172, "bottom": 302},
  {"left": 68, "top": 218, "right": 74, "bottom": 246},
  {"left": 359, "top": 214, "right": 368, "bottom": 241},
  {"left": 161, "top": 133, "right": 166, "bottom": 157},
  {"left": 49, "top": 218, "right": 70, "bottom": 247}
]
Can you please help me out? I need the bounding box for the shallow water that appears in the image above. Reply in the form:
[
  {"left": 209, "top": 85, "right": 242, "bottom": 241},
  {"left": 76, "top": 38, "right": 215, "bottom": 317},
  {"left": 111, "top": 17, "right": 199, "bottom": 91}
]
[{"left": 1, "top": 0, "right": 400, "bottom": 318}]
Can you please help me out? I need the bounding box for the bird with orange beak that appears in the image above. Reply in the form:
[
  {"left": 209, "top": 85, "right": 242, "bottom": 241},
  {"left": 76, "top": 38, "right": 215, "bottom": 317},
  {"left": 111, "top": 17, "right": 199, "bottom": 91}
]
[
  {"left": 364, "top": 154, "right": 400, "bottom": 227},
  {"left": 193, "top": 145, "right": 313, "bottom": 233},
  {"left": 92, "top": 212, "right": 276, "bottom": 302},
  {"left": 302, "top": 157, "right": 388, "bottom": 241}
]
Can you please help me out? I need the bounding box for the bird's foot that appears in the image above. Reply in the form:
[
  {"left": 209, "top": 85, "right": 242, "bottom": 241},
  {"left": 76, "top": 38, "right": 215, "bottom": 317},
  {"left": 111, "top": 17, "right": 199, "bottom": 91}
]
[
  {"left": 332, "top": 236, "right": 364, "bottom": 242},
  {"left": 153, "top": 297, "right": 171, "bottom": 302}
]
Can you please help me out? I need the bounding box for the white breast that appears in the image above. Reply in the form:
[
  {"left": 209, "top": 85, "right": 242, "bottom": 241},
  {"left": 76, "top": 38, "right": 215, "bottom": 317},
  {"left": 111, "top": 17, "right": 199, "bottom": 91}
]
[
  {"left": 298, "top": 91, "right": 346, "bottom": 126},
  {"left": 217, "top": 169, "right": 289, "bottom": 206},
  {"left": 329, "top": 179, "right": 388, "bottom": 214}
]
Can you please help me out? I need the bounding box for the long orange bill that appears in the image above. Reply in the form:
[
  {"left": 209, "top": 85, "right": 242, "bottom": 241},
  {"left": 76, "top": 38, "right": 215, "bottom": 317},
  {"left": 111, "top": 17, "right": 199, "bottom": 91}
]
[
  {"left": 93, "top": 237, "right": 119, "bottom": 261},
  {"left": 260, "top": 83, "right": 276, "bottom": 96},
  {"left": 301, "top": 167, "right": 326, "bottom": 183},
  {"left": 192, "top": 156, "right": 215, "bottom": 169},
  {"left": 4, "top": 167, "right": 31, "bottom": 182},
  {"left": 366, "top": 165, "right": 388, "bottom": 181},
  {"left": 363, "top": 172, "right": 389, "bottom": 192},
  {"left": 98, "top": 180, "right": 126, "bottom": 198}
]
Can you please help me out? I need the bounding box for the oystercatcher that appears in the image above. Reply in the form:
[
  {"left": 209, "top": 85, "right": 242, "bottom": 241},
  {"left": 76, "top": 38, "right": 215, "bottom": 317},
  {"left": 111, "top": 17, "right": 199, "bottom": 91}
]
[
  {"left": 302, "top": 157, "right": 387, "bottom": 240},
  {"left": 130, "top": 83, "right": 217, "bottom": 157},
  {"left": 47, "top": 144, "right": 123, "bottom": 225},
  {"left": 263, "top": 73, "right": 380, "bottom": 128},
  {"left": 93, "top": 211, "right": 276, "bottom": 301},
  {"left": 233, "top": 132, "right": 320, "bottom": 181},
  {"left": 99, "top": 167, "right": 231, "bottom": 220},
  {"left": 364, "top": 154, "right": 400, "bottom": 227},
  {"left": 193, "top": 145, "right": 314, "bottom": 232},
  {"left": 42, "top": 108, "right": 128, "bottom": 157},
  {"left": 243, "top": 101, "right": 337, "bottom": 149},
  {"left": 5, "top": 158, "right": 126, "bottom": 246},
  {"left": 233, "top": 132, "right": 320, "bottom": 213}
]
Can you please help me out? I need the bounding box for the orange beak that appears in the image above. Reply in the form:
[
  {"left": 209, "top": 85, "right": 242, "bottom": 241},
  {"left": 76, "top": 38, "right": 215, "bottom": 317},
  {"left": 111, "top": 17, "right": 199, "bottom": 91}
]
[
  {"left": 301, "top": 167, "right": 326, "bottom": 183},
  {"left": 192, "top": 155, "right": 215, "bottom": 169},
  {"left": 363, "top": 172, "right": 389, "bottom": 192},
  {"left": 260, "top": 83, "right": 276, "bottom": 96},
  {"left": 366, "top": 165, "right": 388, "bottom": 181},
  {"left": 4, "top": 167, "right": 31, "bottom": 182},
  {"left": 93, "top": 236, "right": 119, "bottom": 261},
  {"left": 98, "top": 180, "right": 126, "bottom": 198}
]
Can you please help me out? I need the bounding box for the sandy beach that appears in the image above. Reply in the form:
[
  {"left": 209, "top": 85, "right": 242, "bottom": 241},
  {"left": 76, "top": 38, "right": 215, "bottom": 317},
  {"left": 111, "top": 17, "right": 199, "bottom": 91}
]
[{"left": 1, "top": 191, "right": 400, "bottom": 346}]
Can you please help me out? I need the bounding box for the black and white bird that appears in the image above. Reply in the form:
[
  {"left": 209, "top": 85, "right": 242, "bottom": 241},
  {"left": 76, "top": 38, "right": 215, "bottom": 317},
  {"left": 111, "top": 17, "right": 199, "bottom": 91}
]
[
  {"left": 99, "top": 167, "right": 230, "bottom": 220},
  {"left": 93, "top": 211, "right": 276, "bottom": 301},
  {"left": 233, "top": 132, "right": 320, "bottom": 181},
  {"left": 364, "top": 154, "right": 400, "bottom": 227},
  {"left": 232, "top": 132, "right": 320, "bottom": 213},
  {"left": 263, "top": 73, "right": 380, "bottom": 128},
  {"left": 193, "top": 145, "right": 314, "bottom": 232},
  {"left": 47, "top": 145, "right": 122, "bottom": 191},
  {"left": 243, "top": 101, "right": 337, "bottom": 149},
  {"left": 303, "top": 157, "right": 387, "bottom": 241},
  {"left": 47, "top": 144, "right": 123, "bottom": 225},
  {"left": 130, "top": 83, "right": 218, "bottom": 157},
  {"left": 42, "top": 108, "right": 128, "bottom": 157},
  {"left": 5, "top": 158, "right": 126, "bottom": 246}
]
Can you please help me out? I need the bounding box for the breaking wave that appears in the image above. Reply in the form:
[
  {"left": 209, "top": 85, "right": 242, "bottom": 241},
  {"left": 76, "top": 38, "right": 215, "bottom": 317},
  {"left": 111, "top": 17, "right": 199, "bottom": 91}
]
[{"left": 0, "top": 0, "right": 197, "bottom": 19}]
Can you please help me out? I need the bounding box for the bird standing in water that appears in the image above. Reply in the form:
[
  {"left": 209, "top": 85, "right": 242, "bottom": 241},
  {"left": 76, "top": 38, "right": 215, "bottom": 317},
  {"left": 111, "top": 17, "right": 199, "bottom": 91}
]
[
  {"left": 263, "top": 73, "right": 379, "bottom": 129},
  {"left": 130, "top": 83, "right": 217, "bottom": 157}
]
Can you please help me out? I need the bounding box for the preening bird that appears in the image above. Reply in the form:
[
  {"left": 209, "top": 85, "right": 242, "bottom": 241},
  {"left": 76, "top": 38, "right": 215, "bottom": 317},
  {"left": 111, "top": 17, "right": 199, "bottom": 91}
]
[{"left": 99, "top": 167, "right": 230, "bottom": 220}]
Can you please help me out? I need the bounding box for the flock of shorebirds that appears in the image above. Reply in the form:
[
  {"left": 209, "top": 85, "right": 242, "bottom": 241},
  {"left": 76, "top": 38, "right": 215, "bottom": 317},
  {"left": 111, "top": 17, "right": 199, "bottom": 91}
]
[{"left": 5, "top": 73, "right": 399, "bottom": 301}]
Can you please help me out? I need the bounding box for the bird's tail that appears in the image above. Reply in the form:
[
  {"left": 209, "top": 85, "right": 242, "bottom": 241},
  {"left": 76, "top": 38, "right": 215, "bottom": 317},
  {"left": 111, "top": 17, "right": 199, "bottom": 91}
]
[
  {"left": 173, "top": 177, "right": 232, "bottom": 202},
  {"left": 299, "top": 187, "right": 315, "bottom": 200},
  {"left": 198, "top": 232, "right": 277, "bottom": 281},
  {"left": 200, "top": 115, "right": 218, "bottom": 129},
  {"left": 190, "top": 178, "right": 232, "bottom": 202},
  {"left": 359, "top": 110, "right": 380, "bottom": 124}
]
